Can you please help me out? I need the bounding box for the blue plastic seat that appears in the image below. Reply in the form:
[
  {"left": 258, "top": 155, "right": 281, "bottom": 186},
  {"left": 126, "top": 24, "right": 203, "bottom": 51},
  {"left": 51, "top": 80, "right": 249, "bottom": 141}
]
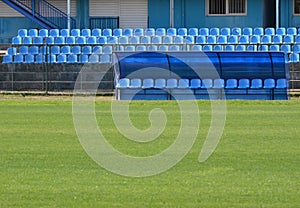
[
  {"left": 287, "top": 27, "right": 297, "bottom": 35},
  {"left": 89, "top": 54, "right": 99, "bottom": 63},
  {"left": 123, "top": 28, "right": 133, "bottom": 36},
  {"left": 213, "top": 79, "right": 224, "bottom": 88},
  {"left": 102, "top": 29, "right": 112, "bottom": 36},
  {"left": 166, "top": 78, "right": 178, "bottom": 88},
  {"left": 203, "top": 45, "right": 213, "bottom": 51},
  {"left": 25, "top": 54, "right": 34, "bottom": 63},
  {"left": 239, "top": 35, "right": 249, "bottom": 44},
  {"left": 253, "top": 27, "right": 264, "bottom": 36},
  {"left": 147, "top": 45, "right": 158, "bottom": 51},
  {"left": 103, "top": 46, "right": 112, "bottom": 54},
  {"left": 250, "top": 35, "right": 261, "bottom": 44},
  {"left": 81, "top": 29, "right": 91, "bottom": 37},
  {"left": 71, "top": 46, "right": 81, "bottom": 54},
  {"left": 178, "top": 79, "right": 189, "bottom": 88},
  {"left": 225, "top": 79, "right": 237, "bottom": 88},
  {"left": 125, "top": 46, "right": 135, "bottom": 52},
  {"left": 50, "top": 29, "right": 59, "bottom": 37},
  {"left": 247, "top": 45, "right": 257, "bottom": 51},
  {"left": 39, "top": 29, "right": 48, "bottom": 37},
  {"left": 276, "top": 27, "right": 286, "bottom": 35},
  {"left": 292, "top": 45, "right": 300, "bottom": 53},
  {"left": 82, "top": 46, "right": 92, "bottom": 55},
  {"left": 134, "top": 28, "right": 144, "bottom": 36},
  {"left": 61, "top": 45, "right": 71, "bottom": 54},
  {"left": 39, "top": 46, "right": 49, "bottom": 54},
  {"left": 191, "top": 45, "right": 202, "bottom": 51},
  {"left": 258, "top": 45, "right": 269, "bottom": 51},
  {"left": 276, "top": 78, "right": 287, "bottom": 88},
  {"left": 14, "top": 54, "right": 24, "bottom": 63},
  {"left": 269, "top": 45, "right": 280, "bottom": 51},
  {"left": 163, "top": 35, "right": 173, "bottom": 44},
  {"left": 23, "top": 37, "right": 32, "bottom": 44},
  {"left": 130, "top": 78, "right": 142, "bottom": 88},
  {"left": 129, "top": 36, "right": 140, "bottom": 44},
  {"left": 201, "top": 79, "right": 213, "bottom": 88},
  {"left": 113, "top": 28, "right": 122, "bottom": 37},
  {"left": 60, "top": 29, "right": 70, "bottom": 37},
  {"left": 80, "top": 54, "right": 89, "bottom": 63},
  {"left": 225, "top": 45, "right": 235, "bottom": 51},
  {"left": 156, "top": 28, "right": 166, "bottom": 36},
  {"left": 264, "top": 78, "right": 275, "bottom": 89},
  {"left": 28, "top": 29, "right": 38, "bottom": 37},
  {"left": 19, "top": 46, "right": 29, "bottom": 54},
  {"left": 50, "top": 46, "right": 60, "bottom": 55},
  {"left": 221, "top": 28, "right": 230, "bottom": 36},
  {"left": 213, "top": 45, "right": 223, "bottom": 51},
  {"left": 228, "top": 35, "right": 238, "bottom": 44},
  {"left": 12, "top": 36, "right": 22, "bottom": 45},
  {"left": 261, "top": 35, "right": 272, "bottom": 44},
  {"left": 118, "top": 78, "right": 130, "bottom": 88},
  {"left": 114, "top": 45, "right": 124, "bottom": 52},
  {"left": 87, "top": 36, "right": 97, "bottom": 44},
  {"left": 92, "top": 28, "right": 102, "bottom": 37},
  {"left": 45, "top": 36, "right": 55, "bottom": 45},
  {"left": 97, "top": 36, "right": 107, "bottom": 44},
  {"left": 188, "top": 28, "right": 198, "bottom": 36},
  {"left": 273, "top": 35, "right": 283, "bottom": 44},
  {"left": 77, "top": 36, "right": 87, "bottom": 44},
  {"left": 167, "top": 28, "right": 177, "bottom": 36},
  {"left": 169, "top": 45, "right": 180, "bottom": 51},
  {"left": 155, "top": 78, "right": 166, "bottom": 88},
  {"left": 93, "top": 46, "right": 102, "bottom": 54},
  {"left": 295, "top": 35, "right": 300, "bottom": 44},
  {"left": 136, "top": 45, "right": 146, "bottom": 51},
  {"left": 185, "top": 35, "right": 194, "bottom": 44},
  {"left": 174, "top": 36, "right": 184, "bottom": 44},
  {"left": 152, "top": 36, "right": 162, "bottom": 44},
  {"left": 33, "top": 36, "right": 43, "bottom": 45},
  {"left": 66, "top": 36, "right": 76, "bottom": 44},
  {"left": 289, "top": 53, "right": 300, "bottom": 62},
  {"left": 236, "top": 45, "right": 246, "bottom": 51},
  {"left": 190, "top": 79, "right": 201, "bottom": 89},
  {"left": 281, "top": 45, "right": 291, "bottom": 53},
  {"left": 238, "top": 79, "right": 250, "bottom": 88},
  {"left": 29, "top": 46, "right": 39, "bottom": 55},
  {"left": 35, "top": 54, "right": 45, "bottom": 63},
  {"left": 242, "top": 27, "right": 253, "bottom": 35},
  {"left": 283, "top": 35, "right": 294, "bottom": 44},
  {"left": 217, "top": 35, "right": 227, "bottom": 44},
  {"left": 207, "top": 35, "right": 216, "bottom": 44},
  {"left": 141, "top": 36, "right": 151, "bottom": 44},
  {"left": 47, "top": 55, "right": 56, "bottom": 63},
  {"left": 18, "top": 29, "right": 27, "bottom": 37},
  {"left": 67, "top": 54, "right": 78, "bottom": 63},
  {"left": 196, "top": 35, "right": 206, "bottom": 44},
  {"left": 178, "top": 28, "right": 187, "bottom": 36},
  {"left": 143, "top": 78, "right": 154, "bottom": 88},
  {"left": 265, "top": 28, "right": 275, "bottom": 35},
  {"left": 251, "top": 79, "right": 263, "bottom": 88},
  {"left": 232, "top": 27, "right": 242, "bottom": 35},
  {"left": 199, "top": 28, "right": 209, "bottom": 36},
  {"left": 3, "top": 55, "right": 13, "bottom": 64},
  {"left": 210, "top": 28, "right": 220, "bottom": 36},
  {"left": 107, "top": 36, "right": 118, "bottom": 44},
  {"left": 158, "top": 45, "right": 168, "bottom": 51},
  {"left": 119, "top": 36, "right": 128, "bottom": 44},
  {"left": 55, "top": 36, "right": 65, "bottom": 44},
  {"left": 71, "top": 29, "right": 80, "bottom": 37},
  {"left": 57, "top": 54, "right": 67, "bottom": 63},
  {"left": 145, "top": 28, "right": 155, "bottom": 36},
  {"left": 7, "top": 47, "right": 17, "bottom": 55}
]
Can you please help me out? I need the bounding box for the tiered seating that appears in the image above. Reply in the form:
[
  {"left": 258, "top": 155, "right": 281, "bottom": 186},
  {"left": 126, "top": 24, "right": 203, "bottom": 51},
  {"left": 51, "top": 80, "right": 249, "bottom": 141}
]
[
  {"left": 3, "top": 27, "right": 300, "bottom": 64},
  {"left": 114, "top": 52, "right": 289, "bottom": 100}
]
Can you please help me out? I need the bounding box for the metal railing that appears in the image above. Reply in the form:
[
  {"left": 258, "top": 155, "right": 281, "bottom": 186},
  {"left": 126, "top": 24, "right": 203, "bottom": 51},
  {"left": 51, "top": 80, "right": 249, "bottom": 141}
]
[{"left": 90, "top": 17, "right": 119, "bottom": 29}]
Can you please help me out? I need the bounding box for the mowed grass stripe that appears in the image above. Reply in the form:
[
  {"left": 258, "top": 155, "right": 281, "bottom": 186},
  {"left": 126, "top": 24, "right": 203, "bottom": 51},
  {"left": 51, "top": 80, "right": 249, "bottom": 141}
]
[{"left": 0, "top": 98, "right": 300, "bottom": 207}]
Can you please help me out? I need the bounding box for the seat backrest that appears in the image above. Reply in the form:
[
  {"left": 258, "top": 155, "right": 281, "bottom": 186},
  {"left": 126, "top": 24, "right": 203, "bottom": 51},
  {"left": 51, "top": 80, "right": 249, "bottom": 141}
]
[
  {"left": 81, "top": 29, "right": 91, "bottom": 37},
  {"left": 251, "top": 78, "right": 263, "bottom": 88},
  {"left": 71, "top": 29, "right": 80, "bottom": 37},
  {"left": 238, "top": 79, "right": 250, "bottom": 88},
  {"left": 276, "top": 78, "right": 287, "bottom": 88},
  {"left": 213, "top": 79, "right": 224, "bottom": 88},
  {"left": 166, "top": 78, "right": 178, "bottom": 88},
  {"left": 178, "top": 79, "right": 189, "bottom": 88},
  {"left": 130, "top": 78, "right": 142, "bottom": 88},
  {"left": 188, "top": 28, "right": 198, "bottom": 36},
  {"left": 202, "top": 79, "right": 213, "bottom": 88},
  {"left": 242, "top": 27, "right": 252, "bottom": 35},
  {"left": 118, "top": 78, "right": 130, "bottom": 88},
  {"left": 92, "top": 28, "right": 102, "bottom": 37},
  {"left": 167, "top": 28, "right": 177, "bottom": 36},
  {"left": 190, "top": 79, "right": 201, "bottom": 89},
  {"left": 225, "top": 79, "right": 237, "bottom": 88},
  {"left": 264, "top": 78, "right": 275, "bottom": 88},
  {"left": 155, "top": 78, "right": 166, "bottom": 88},
  {"left": 143, "top": 78, "right": 154, "bottom": 88}
]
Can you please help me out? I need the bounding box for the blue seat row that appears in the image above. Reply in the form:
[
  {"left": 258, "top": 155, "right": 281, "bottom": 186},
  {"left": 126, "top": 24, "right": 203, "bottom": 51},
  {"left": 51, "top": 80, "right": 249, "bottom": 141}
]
[
  {"left": 117, "top": 78, "right": 287, "bottom": 89},
  {"left": 16, "top": 27, "right": 300, "bottom": 38},
  {"left": 2, "top": 54, "right": 111, "bottom": 64}
]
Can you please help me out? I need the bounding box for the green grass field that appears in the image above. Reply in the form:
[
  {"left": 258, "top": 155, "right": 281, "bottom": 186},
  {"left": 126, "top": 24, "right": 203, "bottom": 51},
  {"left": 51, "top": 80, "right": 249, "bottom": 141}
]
[{"left": 1, "top": 95, "right": 300, "bottom": 207}]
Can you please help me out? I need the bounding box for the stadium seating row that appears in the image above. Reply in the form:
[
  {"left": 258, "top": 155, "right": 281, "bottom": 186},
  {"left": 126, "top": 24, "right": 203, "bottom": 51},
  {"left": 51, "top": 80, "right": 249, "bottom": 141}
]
[
  {"left": 15, "top": 27, "right": 300, "bottom": 38},
  {"left": 11, "top": 34, "right": 300, "bottom": 45}
]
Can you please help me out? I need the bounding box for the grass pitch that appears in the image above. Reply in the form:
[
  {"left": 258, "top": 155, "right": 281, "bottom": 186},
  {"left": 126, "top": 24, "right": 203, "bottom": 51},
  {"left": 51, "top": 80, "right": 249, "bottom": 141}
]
[{"left": 1, "top": 96, "right": 300, "bottom": 207}]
